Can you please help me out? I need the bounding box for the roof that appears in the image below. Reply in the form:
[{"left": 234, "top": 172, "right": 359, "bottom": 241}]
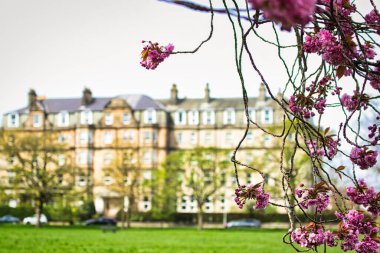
[{"left": 7, "top": 94, "right": 165, "bottom": 115}]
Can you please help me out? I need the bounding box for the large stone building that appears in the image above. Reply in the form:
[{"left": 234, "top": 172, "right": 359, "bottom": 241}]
[{"left": 1, "top": 84, "right": 282, "bottom": 216}]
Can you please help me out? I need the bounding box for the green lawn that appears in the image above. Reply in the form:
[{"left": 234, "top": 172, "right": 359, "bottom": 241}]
[{"left": 0, "top": 225, "right": 344, "bottom": 253}]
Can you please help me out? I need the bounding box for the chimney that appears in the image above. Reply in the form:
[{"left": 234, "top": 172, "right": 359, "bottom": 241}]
[
  {"left": 259, "top": 83, "right": 266, "bottom": 101},
  {"left": 204, "top": 83, "right": 210, "bottom": 103},
  {"left": 170, "top": 84, "right": 178, "bottom": 104},
  {"left": 81, "top": 87, "right": 94, "bottom": 106},
  {"left": 28, "top": 89, "right": 37, "bottom": 109}
]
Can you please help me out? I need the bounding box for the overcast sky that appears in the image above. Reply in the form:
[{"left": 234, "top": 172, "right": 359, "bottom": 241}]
[{"left": 0, "top": 0, "right": 374, "bottom": 117}]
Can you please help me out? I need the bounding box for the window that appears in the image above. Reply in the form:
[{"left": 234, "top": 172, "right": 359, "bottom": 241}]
[
  {"left": 7, "top": 113, "right": 19, "bottom": 128},
  {"left": 262, "top": 108, "right": 273, "bottom": 124},
  {"left": 122, "top": 130, "right": 134, "bottom": 142},
  {"left": 247, "top": 173, "right": 252, "bottom": 184},
  {"left": 142, "top": 131, "right": 151, "bottom": 143},
  {"left": 80, "top": 110, "right": 93, "bottom": 125},
  {"left": 77, "top": 176, "right": 87, "bottom": 186},
  {"left": 143, "top": 151, "right": 151, "bottom": 165},
  {"left": 176, "top": 132, "right": 183, "bottom": 144},
  {"left": 225, "top": 132, "right": 232, "bottom": 144},
  {"left": 205, "top": 132, "right": 212, "bottom": 144},
  {"left": 58, "top": 154, "right": 65, "bottom": 166},
  {"left": 202, "top": 110, "right": 215, "bottom": 125},
  {"left": 58, "top": 134, "right": 66, "bottom": 144},
  {"left": 123, "top": 112, "right": 130, "bottom": 125},
  {"left": 143, "top": 109, "right": 157, "bottom": 124},
  {"left": 104, "top": 131, "right": 113, "bottom": 144},
  {"left": 57, "top": 111, "right": 69, "bottom": 127},
  {"left": 79, "top": 131, "right": 88, "bottom": 144},
  {"left": 105, "top": 113, "right": 113, "bottom": 125},
  {"left": 104, "top": 174, "right": 113, "bottom": 185},
  {"left": 223, "top": 108, "right": 236, "bottom": 125},
  {"left": 7, "top": 170, "right": 15, "bottom": 184},
  {"left": 143, "top": 171, "right": 152, "bottom": 180},
  {"left": 190, "top": 132, "right": 197, "bottom": 144},
  {"left": 246, "top": 131, "right": 253, "bottom": 144},
  {"left": 246, "top": 153, "right": 253, "bottom": 164},
  {"left": 175, "top": 110, "right": 186, "bottom": 125},
  {"left": 33, "top": 114, "right": 41, "bottom": 127},
  {"left": 248, "top": 108, "right": 256, "bottom": 122},
  {"left": 77, "top": 151, "right": 87, "bottom": 165},
  {"left": 188, "top": 110, "right": 199, "bottom": 125},
  {"left": 152, "top": 130, "right": 158, "bottom": 144},
  {"left": 103, "top": 153, "right": 112, "bottom": 165}
]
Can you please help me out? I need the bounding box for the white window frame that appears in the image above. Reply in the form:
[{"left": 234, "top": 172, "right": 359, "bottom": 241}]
[
  {"left": 103, "top": 153, "right": 113, "bottom": 165},
  {"left": 246, "top": 131, "right": 253, "bottom": 144},
  {"left": 223, "top": 108, "right": 236, "bottom": 125},
  {"left": 262, "top": 108, "right": 273, "bottom": 124},
  {"left": 80, "top": 110, "right": 93, "bottom": 125},
  {"left": 188, "top": 110, "right": 199, "bottom": 125},
  {"left": 57, "top": 111, "right": 69, "bottom": 127},
  {"left": 204, "top": 132, "right": 212, "bottom": 144},
  {"left": 190, "top": 132, "right": 197, "bottom": 144},
  {"left": 175, "top": 110, "right": 187, "bottom": 125},
  {"left": 33, "top": 114, "right": 41, "bottom": 127},
  {"left": 225, "top": 132, "right": 232, "bottom": 144},
  {"left": 7, "top": 113, "right": 19, "bottom": 128},
  {"left": 104, "top": 131, "right": 113, "bottom": 145},
  {"left": 143, "top": 109, "right": 157, "bottom": 124},
  {"left": 176, "top": 132, "right": 183, "bottom": 144},
  {"left": 105, "top": 113, "right": 113, "bottom": 125},
  {"left": 202, "top": 110, "right": 215, "bottom": 125},
  {"left": 248, "top": 107, "right": 256, "bottom": 122},
  {"left": 143, "top": 151, "right": 151, "bottom": 165},
  {"left": 79, "top": 131, "right": 88, "bottom": 145},
  {"left": 58, "top": 154, "right": 65, "bottom": 166},
  {"left": 77, "top": 151, "right": 87, "bottom": 165},
  {"left": 123, "top": 112, "right": 130, "bottom": 125},
  {"left": 123, "top": 130, "right": 134, "bottom": 142}
]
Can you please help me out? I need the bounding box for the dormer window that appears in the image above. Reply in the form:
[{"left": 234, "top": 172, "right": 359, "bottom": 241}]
[
  {"left": 7, "top": 113, "right": 19, "bottom": 128},
  {"left": 57, "top": 111, "right": 69, "bottom": 127},
  {"left": 188, "top": 110, "right": 199, "bottom": 125},
  {"left": 105, "top": 113, "right": 113, "bottom": 125},
  {"left": 262, "top": 108, "right": 273, "bottom": 124},
  {"left": 175, "top": 110, "right": 186, "bottom": 125},
  {"left": 202, "top": 110, "right": 215, "bottom": 125},
  {"left": 33, "top": 114, "right": 41, "bottom": 127},
  {"left": 143, "top": 109, "right": 157, "bottom": 124},
  {"left": 123, "top": 112, "right": 130, "bottom": 125},
  {"left": 80, "top": 110, "right": 93, "bottom": 125},
  {"left": 223, "top": 108, "right": 235, "bottom": 125}
]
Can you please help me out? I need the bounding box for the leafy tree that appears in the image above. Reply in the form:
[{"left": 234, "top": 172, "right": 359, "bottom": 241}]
[
  {"left": 0, "top": 129, "right": 75, "bottom": 227},
  {"left": 100, "top": 149, "right": 141, "bottom": 228}
]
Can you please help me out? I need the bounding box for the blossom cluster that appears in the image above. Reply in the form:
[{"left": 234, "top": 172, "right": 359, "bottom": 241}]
[
  {"left": 295, "top": 183, "right": 330, "bottom": 212},
  {"left": 307, "top": 136, "right": 339, "bottom": 158},
  {"left": 370, "top": 64, "right": 380, "bottom": 91},
  {"left": 368, "top": 116, "right": 380, "bottom": 145},
  {"left": 350, "top": 147, "right": 378, "bottom": 170},
  {"left": 335, "top": 210, "right": 380, "bottom": 253},
  {"left": 291, "top": 224, "right": 338, "bottom": 248},
  {"left": 346, "top": 179, "right": 380, "bottom": 217},
  {"left": 304, "top": 29, "right": 353, "bottom": 67},
  {"left": 140, "top": 41, "right": 174, "bottom": 70},
  {"left": 234, "top": 183, "right": 270, "bottom": 209},
  {"left": 341, "top": 91, "right": 369, "bottom": 112},
  {"left": 365, "top": 10, "right": 380, "bottom": 35},
  {"left": 289, "top": 76, "right": 336, "bottom": 119},
  {"left": 248, "top": 0, "right": 316, "bottom": 30}
]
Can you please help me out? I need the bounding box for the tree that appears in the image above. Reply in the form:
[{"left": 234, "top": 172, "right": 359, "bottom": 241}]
[
  {"left": 181, "top": 147, "right": 229, "bottom": 229},
  {"left": 0, "top": 129, "right": 75, "bottom": 227},
  {"left": 151, "top": 150, "right": 183, "bottom": 222},
  {"left": 100, "top": 149, "right": 141, "bottom": 228},
  {"left": 144, "top": 1, "right": 380, "bottom": 252}
]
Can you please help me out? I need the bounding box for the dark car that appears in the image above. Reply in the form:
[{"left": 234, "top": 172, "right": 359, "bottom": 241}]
[
  {"left": 84, "top": 216, "right": 117, "bottom": 226},
  {"left": 225, "top": 219, "right": 261, "bottom": 228},
  {"left": 0, "top": 215, "right": 20, "bottom": 224}
]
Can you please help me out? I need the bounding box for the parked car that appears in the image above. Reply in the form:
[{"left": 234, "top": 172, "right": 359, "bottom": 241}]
[
  {"left": 84, "top": 216, "right": 117, "bottom": 226},
  {"left": 23, "top": 214, "right": 48, "bottom": 225},
  {"left": 225, "top": 219, "right": 261, "bottom": 228},
  {"left": 0, "top": 215, "right": 20, "bottom": 224}
]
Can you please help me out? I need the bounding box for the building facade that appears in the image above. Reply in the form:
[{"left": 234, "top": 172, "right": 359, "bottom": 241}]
[{"left": 1, "top": 84, "right": 283, "bottom": 216}]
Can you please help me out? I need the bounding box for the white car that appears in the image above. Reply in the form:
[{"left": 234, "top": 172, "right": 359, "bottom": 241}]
[{"left": 23, "top": 214, "right": 48, "bottom": 225}]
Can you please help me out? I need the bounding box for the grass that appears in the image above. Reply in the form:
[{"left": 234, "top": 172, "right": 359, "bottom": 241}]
[{"left": 0, "top": 225, "right": 344, "bottom": 253}]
